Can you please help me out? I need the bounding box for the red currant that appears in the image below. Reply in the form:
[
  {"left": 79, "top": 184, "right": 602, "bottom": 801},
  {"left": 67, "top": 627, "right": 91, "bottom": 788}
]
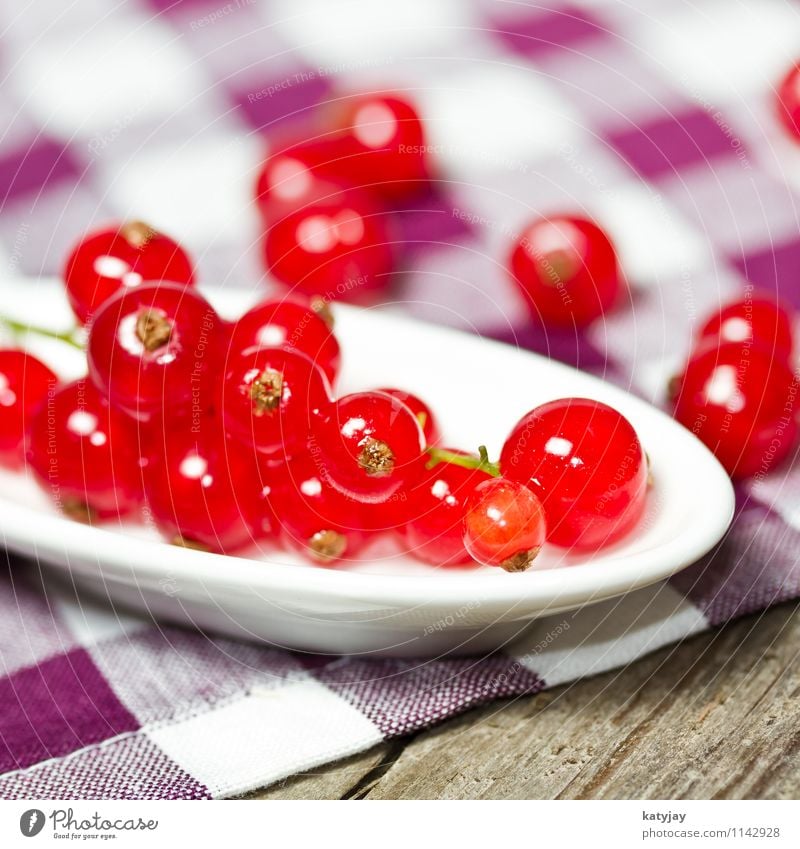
[
  {"left": 313, "top": 390, "right": 426, "bottom": 503},
  {"left": 326, "top": 94, "right": 430, "bottom": 200},
  {"left": 500, "top": 398, "right": 648, "bottom": 549},
  {"left": 463, "top": 477, "right": 546, "bottom": 571},
  {"left": 26, "top": 378, "right": 143, "bottom": 520},
  {"left": 402, "top": 452, "right": 492, "bottom": 566},
  {"left": 777, "top": 62, "right": 800, "bottom": 141},
  {"left": 0, "top": 349, "right": 58, "bottom": 469},
  {"left": 229, "top": 296, "right": 341, "bottom": 385},
  {"left": 697, "top": 295, "right": 794, "bottom": 361},
  {"left": 268, "top": 454, "right": 370, "bottom": 565},
  {"left": 64, "top": 221, "right": 195, "bottom": 324},
  {"left": 263, "top": 188, "right": 394, "bottom": 302},
  {"left": 87, "top": 282, "right": 225, "bottom": 419},
  {"left": 673, "top": 340, "right": 798, "bottom": 479},
  {"left": 222, "top": 347, "right": 332, "bottom": 460},
  {"left": 143, "top": 409, "right": 264, "bottom": 553},
  {"left": 255, "top": 140, "right": 348, "bottom": 221},
  {"left": 509, "top": 215, "right": 622, "bottom": 327},
  {"left": 376, "top": 387, "right": 440, "bottom": 446}
]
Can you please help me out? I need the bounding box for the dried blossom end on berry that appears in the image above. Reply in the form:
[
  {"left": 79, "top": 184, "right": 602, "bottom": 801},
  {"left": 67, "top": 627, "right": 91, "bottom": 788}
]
[
  {"left": 171, "top": 535, "right": 210, "bottom": 552},
  {"left": 120, "top": 220, "right": 157, "bottom": 250},
  {"left": 62, "top": 499, "right": 97, "bottom": 525},
  {"left": 309, "top": 296, "right": 335, "bottom": 328},
  {"left": 501, "top": 547, "right": 541, "bottom": 573},
  {"left": 135, "top": 310, "right": 173, "bottom": 352},
  {"left": 249, "top": 369, "right": 284, "bottom": 416},
  {"left": 308, "top": 529, "right": 348, "bottom": 562},
  {"left": 358, "top": 438, "right": 394, "bottom": 476}
]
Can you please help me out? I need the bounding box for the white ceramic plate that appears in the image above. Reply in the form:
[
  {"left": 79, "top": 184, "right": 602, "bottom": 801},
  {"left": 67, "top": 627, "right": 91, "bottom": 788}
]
[{"left": 0, "top": 281, "right": 734, "bottom": 657}]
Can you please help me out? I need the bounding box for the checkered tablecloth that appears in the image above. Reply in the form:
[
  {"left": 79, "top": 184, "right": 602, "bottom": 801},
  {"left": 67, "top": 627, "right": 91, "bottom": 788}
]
[{"left": 2, "top": 0, "right": 800, "bottom": 799}]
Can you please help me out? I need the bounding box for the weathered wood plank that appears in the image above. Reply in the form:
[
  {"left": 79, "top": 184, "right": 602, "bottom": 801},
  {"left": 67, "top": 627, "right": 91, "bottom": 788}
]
[
  {"left": 245, "top": 603, "right": 800, "bottom": 799},
  {"left": 362, "top": 603, "right": 800, "bottom": 799}
]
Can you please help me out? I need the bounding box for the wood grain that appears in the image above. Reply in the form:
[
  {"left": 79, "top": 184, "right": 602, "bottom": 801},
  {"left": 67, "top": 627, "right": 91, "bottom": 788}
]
[{"left": 247, "top": 602, "right": 800, "bottom": 800}]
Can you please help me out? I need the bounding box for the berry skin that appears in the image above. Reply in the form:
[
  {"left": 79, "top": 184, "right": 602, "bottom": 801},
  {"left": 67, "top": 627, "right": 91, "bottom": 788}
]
[
  {"left": 229, "top": 297, "right": 341, "bottom": 385},
  {"left": 0, "top": 349, "right": 58, "bottom": 469},
  {"left": 254, "top": 140, "right": 349, "bottom": 221},
  {"left": 64, "top": 221, "right": 195, "bottom": 324},
  {"left": 376, "top": 387, "right": 440, "bottom": 446},
  {"left": 673, "top": 340, "right": 798, "bottom": 479},
  {"left": 463, "top": 477, "right": 547, "bottom": 572},
  {"left": 402, "top": 452, "right": 493, "bottom": 566},
  {"left": 777, "top": 62, "right": 800, "bottom": 141},
  {"left": 263, "top": 188, "right": 393, "bottom": 302},
  {"left": 143, "top": 410, "right": 265, "bottom": 553},
  {"left": 313, "top": 390, "right": 426, "bottom": 503},
  {"left": 87, "top": 282, "right": 224, "bottom": 419},
  {"left": 222, "top": 347, "right": 332, "bottom": 460},
  {"left": 255, "top": 95, "right": 429, "bottom": 209},
  {"left": 500, "top": 398, "right": 648, "bottom": 550},
  {"left": 509, "top": 216, "right": 622, "bottom": 327},
  {"left": 26, "top": 379, "right": 143, "bottom": 520},
  {"left": 697, "top": 295, "right": 794, "bottom": 362},
  {"left": 326, "top": 94, "right": 430, "bottom": 199},
  {"left": 269, "top": 454, "right": 370, "bottom": 565}
]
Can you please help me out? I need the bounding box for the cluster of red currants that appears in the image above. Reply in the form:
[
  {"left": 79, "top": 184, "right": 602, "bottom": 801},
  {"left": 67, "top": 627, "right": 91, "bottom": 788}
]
[
  {"left": 253, "top": 92, "right": 624, "bottom": 329},
  {"left": 671, "top": 295, "right": 799, "bottom": 479},
  {"left": 682, "top": 62, "right": 800, "bottom": 479},
  {"left": 0, "top": 219, "right": 649, "bottom": 569},
  {"left": 254, "top": 93, "right": 428, "bottom": 303}
]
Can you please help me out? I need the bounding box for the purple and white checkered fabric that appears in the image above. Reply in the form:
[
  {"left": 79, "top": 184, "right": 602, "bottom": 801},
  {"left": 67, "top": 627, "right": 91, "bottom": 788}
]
[{"left": 2, "top": 0, "right": 800, "bottom": 798}]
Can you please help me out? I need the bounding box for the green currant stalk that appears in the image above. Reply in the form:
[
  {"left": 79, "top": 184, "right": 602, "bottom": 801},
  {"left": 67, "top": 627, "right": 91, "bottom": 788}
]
[
  {"left": 426, "top": 444, "right": 500, "bottom": 477},
  {"left": 0, "top": 315, "right": 84, "bottom": 351}
]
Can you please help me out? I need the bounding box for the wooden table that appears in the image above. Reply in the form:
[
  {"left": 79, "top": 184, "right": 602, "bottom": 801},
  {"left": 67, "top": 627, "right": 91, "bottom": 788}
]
[{"left": 247, "top": 602, "right": 800, "bottom": 799}]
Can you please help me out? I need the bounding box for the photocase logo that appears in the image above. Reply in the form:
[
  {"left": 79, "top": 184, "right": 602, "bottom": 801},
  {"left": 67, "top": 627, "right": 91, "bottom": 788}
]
[{"left": 19, "top": 809, "right": 45, "bottom": 837}]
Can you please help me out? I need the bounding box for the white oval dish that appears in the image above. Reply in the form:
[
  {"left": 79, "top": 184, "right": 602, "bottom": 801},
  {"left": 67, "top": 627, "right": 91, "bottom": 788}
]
[{"left": 0, "top": 281, "right": 734, "bottom": 657}]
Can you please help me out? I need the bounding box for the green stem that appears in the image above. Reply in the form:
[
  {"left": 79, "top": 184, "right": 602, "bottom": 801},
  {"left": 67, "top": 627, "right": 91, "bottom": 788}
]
[
  {"left": 1, "top": 315, "right": 83, "bottom": 350},
  {"left": 426, "top": 444, "right": 501, "bottom": 477}
]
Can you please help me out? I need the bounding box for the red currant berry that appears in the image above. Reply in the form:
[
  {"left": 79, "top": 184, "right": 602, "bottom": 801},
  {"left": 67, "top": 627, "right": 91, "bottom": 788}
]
[
  {"left": 500, "top": 398, "right": 648, "bottom": 549},
  {"left": 27, "top": 378, "right": 143, "bottom": 520},
  {"left": 269, "top": 454, "right": 370, "bottom": 565},
  {"left": 673, "top": 340, "right": 798, "bottom": 479},
  {"left": 222, "top": 347, "right": 332, "bottom": 460},
  {"left": 697, "top": 295, "right": 794, "bottom": 361},
  {"left": 0, "top": 349, "right": 58, "bottom": 469},
  {"left": 327, "top": 94, "right": 430, "bottom": 199},
  {"left": 64, "top": 221, "right": 195, "bottom": 324},
  {"left": 87, "top": 282, "right": 224, "bottom": 419},
  {"left": 143, "top": 410, "right": 264, "bottom": 553},
  {"left": 313, "top": 390, "right": 426, "bottom": 503},
  {"left": 230, "top": 297, "right": 341, "bottom": 385},
  {"left": 402, "top": 452, "right": 493, "bottom": 566},
  {"left": 263, "top": 189, "right": 393, "bottom": 302},
  {"left": 463, "top": 477, "right": 546, "bottom": 572},
  {"left": 255, "top": 140, "right": 346, "bottom": 220},
  {"left": 777, "top": 62, "right": 800, "bottom": 141},
  {"left": 509, "top": 215, "right": 622, "bottom": 327},
  {"left": 376, "top": 387, "right": 440, "bottom": 446}
]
